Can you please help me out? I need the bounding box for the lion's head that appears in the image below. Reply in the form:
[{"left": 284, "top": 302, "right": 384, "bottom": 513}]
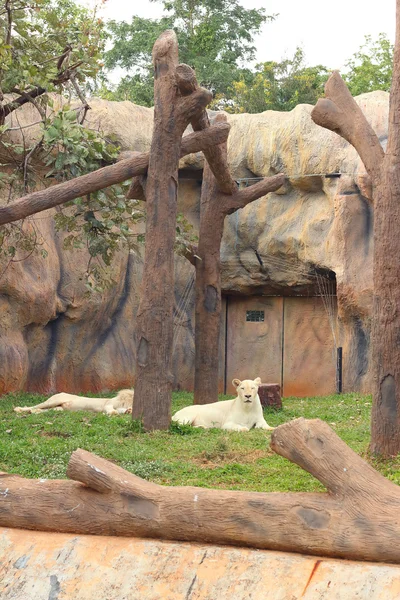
[{"left": 232, "top": 377, "right": 262, "bottom": 405}]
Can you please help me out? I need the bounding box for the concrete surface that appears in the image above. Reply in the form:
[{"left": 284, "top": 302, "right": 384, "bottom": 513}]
[{"left": 1, "top": 527, "right": 400, "bottom": 599}]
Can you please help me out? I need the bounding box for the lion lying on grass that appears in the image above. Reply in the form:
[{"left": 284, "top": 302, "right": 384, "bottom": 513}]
[
  {"left": 172, "top": 377, "right": 274, "bottom": 431},
  {"left": 14, "top": 389, "right": 134, "bottom": 416}
]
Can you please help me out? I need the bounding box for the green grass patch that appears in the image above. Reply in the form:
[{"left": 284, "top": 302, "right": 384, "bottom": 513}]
[{"left": 0, "top": 391, "right": 399, "bottom": 491}]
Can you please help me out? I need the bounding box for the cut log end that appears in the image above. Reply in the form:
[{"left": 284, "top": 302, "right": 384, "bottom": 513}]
[
  {"left": 152, "top": 29, "right": 178, "bottom": 63},
  {"left": 176, "top": 63, "right": 198, "bottom": 96}
]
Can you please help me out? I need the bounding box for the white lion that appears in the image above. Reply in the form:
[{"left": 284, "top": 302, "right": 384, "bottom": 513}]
[
  {"left": 14, "top": 389, "right": 134, "bottom": 416},
  {"left": 172, "top": 377, "right": 274, "bottom": 431}
]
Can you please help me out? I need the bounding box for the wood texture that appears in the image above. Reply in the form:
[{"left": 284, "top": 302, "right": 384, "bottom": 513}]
[
  {"left": 0, "top": 123, "right": 229, "bottom": 226},
  {"left": 370, "top": 0, "right": 400, "bottom": 455},
  {"left": 193, "top": 113, "right": 285, "bottom": 404},
  {"left": 176, "top": 64, "right": 237, "bottom": 194},
  {"left": 1, "top": 419, "right": 400, "bottom": 564},
  {"left": 310, "top": 7, "right": 400, "bottom": 456},
  {"left": 311, "top": 71, "right": 384, "bottom": 187},
  {"left": 131, "top": 31, "right": 215, "bottom": 429}
]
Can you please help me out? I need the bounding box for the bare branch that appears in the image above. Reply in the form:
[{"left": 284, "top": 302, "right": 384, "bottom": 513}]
[
  {"left": 12, "top": 88, "right": 46, "bottom": 120},
  {"left": 311, "top": 71, "right": 384, "bottom": 184},
  {"left": 226, "top": 174, "right": 286, "bottom": 214},
  {"left": 176, "top": 67, "right": 236, "bottom": 195},
  {"left": 177, "top": 87, "right": 213, "bottom": 124},
  {"left": 3, "top": 87, "right": 47, "bottom": 118},
  {"left": 69, "top": 73, "right": 91, "bottom": 125},
  {"left": 5, "top": 0, "right": 12, "bottom": 46},
  {"left": 0, "top": 123, "right": 230, "bottom": 225},
  {"left": 180, "top": 243, "right": 198, "bottom": 266}
]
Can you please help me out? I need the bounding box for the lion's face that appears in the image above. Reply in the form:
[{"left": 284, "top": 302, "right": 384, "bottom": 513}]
[{"left": 232, "top": 377, "right": 262, "bottom": 405}]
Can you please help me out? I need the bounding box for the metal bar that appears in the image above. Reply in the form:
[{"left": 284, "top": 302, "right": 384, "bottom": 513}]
[
  {"left": 281, "top": 298, "right": 285, "bottom": 396},
  {"left": 223, "top": 295, "right": 229, "bottom": 395},
  {"left": 336, "top": 347, "right": 343, "bottom": 394}
]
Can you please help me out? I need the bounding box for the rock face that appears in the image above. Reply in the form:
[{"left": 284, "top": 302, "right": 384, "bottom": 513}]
[{"left": 0, "top": 92, "right": 388, "bottom": 396}]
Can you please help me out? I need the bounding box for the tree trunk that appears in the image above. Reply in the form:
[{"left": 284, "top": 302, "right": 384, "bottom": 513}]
[
  {"left": 370, "top": 0, "right": 400, "bottom": 455},
  {"left": 132, "top": 31, "right": 212, "bottom": 429},
  {"left": 193, "top": 161, "right": 226, "bottom": 404},
  {"left": 311, "top": 1, "right": 400, "bottom": 456},
  {"left": 2, "top": 419, "right": 400, "bottom": 563},
  {"left": 131, "top": 31, "right": 182, "bottom": 430},
  {"left": 192, "top": 114, "right": 285, "bottom": 404}
]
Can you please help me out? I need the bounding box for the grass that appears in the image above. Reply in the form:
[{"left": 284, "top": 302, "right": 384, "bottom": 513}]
[{"left": 0, "top": 391, "right": 399, "bottom": 492}]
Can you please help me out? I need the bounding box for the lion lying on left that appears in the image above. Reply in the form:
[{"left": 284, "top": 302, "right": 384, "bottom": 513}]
[{"left": 14, "top": 389, "right": 134, "bottom": 415}]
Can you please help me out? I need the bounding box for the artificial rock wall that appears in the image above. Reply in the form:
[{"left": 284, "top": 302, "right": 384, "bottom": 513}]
[{"left": 0, "top": 91, "right": 388, "bottom": 396}]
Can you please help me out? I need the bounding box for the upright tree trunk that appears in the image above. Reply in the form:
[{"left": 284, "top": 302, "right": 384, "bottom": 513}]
[
  {"left": 132, "top": 33, "right": 212, "bottom": 429},
  {"left": 370, "top": 0, "right": 400, "bottom": 455},
  {"left": 192, "top": 115, "right": 285, "bottom": 404},
  {"left": 193, "top": 163, "right": 226, "bottom": 404},
  {"left": 132, "top": 31, "right": 181, "bottom": 430},
  {"left": 311, "top": 1, "right": 400, "bottom": 455}
]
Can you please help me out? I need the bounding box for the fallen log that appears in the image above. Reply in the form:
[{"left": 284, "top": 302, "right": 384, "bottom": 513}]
[
  {"left": 0, "top": 122, "right": 230, "bottom": 226},
  {"left": 1, "top": 418, "right": 400, "bottom": 564}
]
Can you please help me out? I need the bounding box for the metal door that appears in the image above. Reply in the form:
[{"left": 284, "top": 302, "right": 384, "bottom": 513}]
[
  {"left": 223, "top": 295, "right": 337, "bottom": 397},
  {"left": 224, "top": 296, "right": 283, "bottom": 394},
  {"left": 282, "top": 297, "right": 337, "bottom": 396}
]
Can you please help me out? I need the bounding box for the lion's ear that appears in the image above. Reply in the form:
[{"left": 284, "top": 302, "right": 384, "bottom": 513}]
[
  {"left": 232, "top": 378, "right": 241, "bottom": 388},
  {"left": 254, "top": 377, "right": 262, "bottom": 386}
]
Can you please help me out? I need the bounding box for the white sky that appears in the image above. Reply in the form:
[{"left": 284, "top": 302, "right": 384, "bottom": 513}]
[{"left": 96, "top": 0, "right": 396, "bottom": 73}]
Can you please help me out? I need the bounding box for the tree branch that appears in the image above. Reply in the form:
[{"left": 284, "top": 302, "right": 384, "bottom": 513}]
[
  {"left": 176, "top": 66, "right": 237, "bottom": 194},
  {"left": 177, "top": 87, "right": 213, "bottom": 124},
  {"left": 12, "top": 88, "right": 46, "bottom": 120},
  {"left": 3, "top": 87, "right": 47, "bottom": 118},
  {"left": 69, "top": 73, "right": 90, "bottom": 125},
  {"left": 0, "top": 123, "right": 230, "bottom": 226},
  {"left": 311, "top": 71, "right": 384, "bottom": 185},
  {"left": 180, "top": 243, "right": 198, "bottom": 266},
  {"left": 226, "top": 173, "right": 286, "bottom": 214}
]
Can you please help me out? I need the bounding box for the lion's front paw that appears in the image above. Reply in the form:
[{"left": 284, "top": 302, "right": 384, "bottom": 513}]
[{"left": 255, "top": 422, "right": 274, "bottom": 430}]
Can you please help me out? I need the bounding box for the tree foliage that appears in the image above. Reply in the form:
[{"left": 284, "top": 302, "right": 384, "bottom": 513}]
[
  {"left": 0, "top": 0, "right": 146, "bottom": 289},
  {"left": 344, "top": 33, "right": 393, "bottom": 96},
  {"left": 104, "top": 0, "right": 274, "bottom": 106},
  {"left": 0, "top": 0, "right": 105, "bottom": 106},
  {"left": 227, "top": 48, "right": 329, "bottom": 113}
]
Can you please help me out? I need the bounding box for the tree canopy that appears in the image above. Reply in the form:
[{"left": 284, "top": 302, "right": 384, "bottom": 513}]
[
  {"left": 343, "top": 33, "right": 393, "bottom": 96},
  {"left": 104, "top": 0, "right": 275, "bottom": 106},
  {"left": 0, "top": 0, "right": 105, "bottom": 110},
  {"left": 0, "top": 0, "right": 146, "bottom": 290},
  {"left": 227, "top": 48, "right": 329, "bottom": 113}
]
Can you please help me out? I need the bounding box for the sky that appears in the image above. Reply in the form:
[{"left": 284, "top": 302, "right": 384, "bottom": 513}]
[{"left": 95, "top": 0, "right": 396, "bottom": 73}]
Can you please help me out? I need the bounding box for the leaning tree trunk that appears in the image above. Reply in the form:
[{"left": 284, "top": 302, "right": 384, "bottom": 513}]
[
  {"left": 187, "top": 113, "right": 285, "bottom": 405},
  {"left": 2, "top": 418, "right": 400, "bottom": 564},
  {"left": 132, "top": 31, "right": 212, "bottom": 429},
  {"left": 370, "top": 1, "right": 400, "bottom": 455},
  {"left": 311, "top": 0, "right": 400, "bottom": 456},
  {"left": 193, "top": 165, "right": 226, "bottom": 405}
]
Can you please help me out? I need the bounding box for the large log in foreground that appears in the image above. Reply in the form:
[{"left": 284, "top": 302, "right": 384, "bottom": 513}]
[{"left": 1, "top": 418, "right": 400, "bottom": 564}]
